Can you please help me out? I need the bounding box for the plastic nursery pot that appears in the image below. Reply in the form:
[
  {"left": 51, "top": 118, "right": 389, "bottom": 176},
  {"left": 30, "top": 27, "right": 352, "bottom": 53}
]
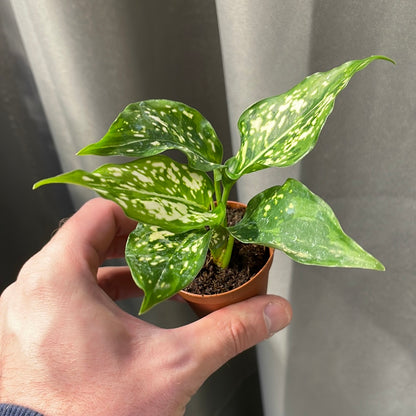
[{"left": 179, "top": 201, "right": 275, "bottom": 317}]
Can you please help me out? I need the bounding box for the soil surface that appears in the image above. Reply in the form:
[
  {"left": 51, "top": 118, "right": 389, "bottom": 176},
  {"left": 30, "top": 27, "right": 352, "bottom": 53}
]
[{"left": 184, "top": 205, "right": 269, "bottom": 295}]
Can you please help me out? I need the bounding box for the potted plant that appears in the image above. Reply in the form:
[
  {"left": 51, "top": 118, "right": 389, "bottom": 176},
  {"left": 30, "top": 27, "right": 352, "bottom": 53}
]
[{"left": 34, "top": 55, "right": 392, "bottom": 315}]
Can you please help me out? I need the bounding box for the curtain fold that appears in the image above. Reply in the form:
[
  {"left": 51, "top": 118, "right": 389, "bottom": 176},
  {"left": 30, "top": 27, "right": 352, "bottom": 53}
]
[
  {"left": 216, "top": 0, "right": 416, "bottom": 415},
  {"left": 9, "top": 1, "right": 262, "bottom": 415},
  {"left": 6, "top": 0, "right": 416, "bottom": 414},
  {"left": 215, "top": 1, "right": 314, "bottom": 414},
  {"left": 0, "top": 0, "right": 74, "bottom": 291}
]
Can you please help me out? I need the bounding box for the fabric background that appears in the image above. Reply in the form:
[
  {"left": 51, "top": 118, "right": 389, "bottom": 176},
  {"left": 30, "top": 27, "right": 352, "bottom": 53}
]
[{"left": 2, "top": 1, "right": 415, "bottom": 415}]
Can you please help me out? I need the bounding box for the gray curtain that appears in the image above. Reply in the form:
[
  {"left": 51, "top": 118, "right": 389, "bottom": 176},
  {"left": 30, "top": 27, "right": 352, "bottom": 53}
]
[
  {"left": 4, "top": 1, "right": 261, "bottom": 415},
  {"left": 4, "top": 0, "right": 416, "bottom": 415},
  {"left": 217, "top": 1, "right": 416, "bottom": 415},
  {"left": 0, "top": 0, "right": 74, "bottom": 290}
]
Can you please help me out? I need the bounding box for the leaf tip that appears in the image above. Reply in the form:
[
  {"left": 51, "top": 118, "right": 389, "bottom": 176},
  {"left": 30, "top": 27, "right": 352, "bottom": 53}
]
[
  {"left": 138, "top": 295, "right": 161, "bottom": 315},
  {"left": 138, "top": 298, "right": 151, "bottom": 315},
  {"left": 32, "top": 179, "right": 45, "bottom": 190},
  {"left": 76, "top": 145, "right": 92, "bottom": 156},
  {"left": 374, "top": 260, "right": 386, "bottom": 272},
  {"left": 372, "top": 55, "right": 396, "bottom": 66},
  {"left": 360, "top": 253, "right": 385, "bottom": 271}
]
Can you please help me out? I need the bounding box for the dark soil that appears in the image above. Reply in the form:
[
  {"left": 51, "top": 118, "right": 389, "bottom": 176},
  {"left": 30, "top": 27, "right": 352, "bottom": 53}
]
[{"left": 184, "top": 205, "right": 269, "bottom": 295}]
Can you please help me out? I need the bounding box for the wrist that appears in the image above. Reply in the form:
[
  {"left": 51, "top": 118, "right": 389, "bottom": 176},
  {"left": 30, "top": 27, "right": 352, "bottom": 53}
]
[{"left": 0, "top": 404, "right": 43, "bottom": 416}]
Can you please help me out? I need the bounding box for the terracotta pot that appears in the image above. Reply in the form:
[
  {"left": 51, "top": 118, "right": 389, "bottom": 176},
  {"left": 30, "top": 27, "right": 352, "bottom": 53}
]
[{"left": 179, "top": 201, "right": 275, "bottom": 317}]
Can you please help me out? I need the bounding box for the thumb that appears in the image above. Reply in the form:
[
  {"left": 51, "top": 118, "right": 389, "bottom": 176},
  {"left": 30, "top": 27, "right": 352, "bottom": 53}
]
[{"left": 178, "top": 295, "right": 292, "bottom": 382}]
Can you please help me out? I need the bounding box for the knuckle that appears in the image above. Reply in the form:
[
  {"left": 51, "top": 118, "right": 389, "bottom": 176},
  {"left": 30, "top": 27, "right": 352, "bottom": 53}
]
[
  {"left": 1, "top": 282, "right": 15, "bottom": 302},
  {"left": 16, "top": 256, "right": 53, "bottom": 297},
  {"left": 224, "top": 317, "right": 250, "bottom": 357}
]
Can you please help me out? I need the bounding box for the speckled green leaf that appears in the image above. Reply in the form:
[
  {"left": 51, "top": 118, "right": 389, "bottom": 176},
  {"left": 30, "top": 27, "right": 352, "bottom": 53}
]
[
  {"left": 228, "top": 178, "right": 384, "bottom": 270},
  {"left": 225, "top": 55, "right": 394, "bottom": 179},
  {"left": 33, "top": 155, "right": 219, "bottom": 233},
  {"left": 126, "top": 224, "right": 212, "bottom": 313},
  {"left": 78, "top": 99, "right": 223, "bottom": 172},
  {"left": 209, "top": 225, "right": 235, "bottom": 268}
]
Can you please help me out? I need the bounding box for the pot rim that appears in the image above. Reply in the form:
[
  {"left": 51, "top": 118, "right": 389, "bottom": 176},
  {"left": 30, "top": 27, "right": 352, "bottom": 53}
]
[
  {"left": 179, "top": 246, "right": 274, "bottom": 300},
  {"left": 180, "top": 199, "right": 274, "bottom": 301}
]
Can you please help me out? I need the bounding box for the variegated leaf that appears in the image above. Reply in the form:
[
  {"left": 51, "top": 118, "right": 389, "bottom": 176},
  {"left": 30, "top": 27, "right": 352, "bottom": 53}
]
[
  {"left": 126, "top": 223, "right": 212, "bottom": 313},
  {"left": 225, "top": 55, "right": 394, "bottom": 179},
  {"left": 33, "top": 155, "right": 219, "bottom": 233},
  {"left": 78, "top": 99, "right": 223, "bottom": 172},
  {"left": 209, "top": 225, "right": 235, "bottom": 268},
  {"left": 228, "top": 178, "right": 385, "bottom": 270}
]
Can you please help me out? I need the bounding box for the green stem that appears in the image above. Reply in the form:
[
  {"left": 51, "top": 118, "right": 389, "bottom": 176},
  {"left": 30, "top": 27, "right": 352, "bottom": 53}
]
[
  {"left": 221, "top": 181, "right": 233, "bottom": 205},
  {"left": 219, "top": 177, "right": 237, "bottom": 268},
  {"left": 213, "top": 169, "right": 222, "bottom": 205},
  {"left": 220, "top": 234, "right": 235, "bottom": 268},
  {"left": 209, "top": 170, "right": 237, "bottom": 269}
]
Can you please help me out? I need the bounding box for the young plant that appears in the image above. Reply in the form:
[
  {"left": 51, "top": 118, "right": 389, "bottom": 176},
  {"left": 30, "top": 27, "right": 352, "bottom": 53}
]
[{"left": 34, "top": 55, "right": 392, "bottom": 313}]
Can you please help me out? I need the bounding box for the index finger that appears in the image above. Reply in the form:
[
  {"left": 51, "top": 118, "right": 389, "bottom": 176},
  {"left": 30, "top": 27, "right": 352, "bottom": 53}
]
[{"left": 50, "top": 198, "right": 137, "bottom": 272}]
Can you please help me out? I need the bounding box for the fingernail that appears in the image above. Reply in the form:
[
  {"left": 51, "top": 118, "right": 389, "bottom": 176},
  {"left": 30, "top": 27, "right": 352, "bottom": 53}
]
[{"left": 263, "top": 301, "right": 291, "bottom": 336}]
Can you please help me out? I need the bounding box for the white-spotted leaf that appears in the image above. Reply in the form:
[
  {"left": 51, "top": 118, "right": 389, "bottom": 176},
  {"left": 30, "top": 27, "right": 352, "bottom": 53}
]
[
  {"left": 33, "top": 155, "right": 220, "bottom": 233},
  {"left": 228, "top": 178, "right": 385, "bottom": 270},
  {"left": 78, "top": 99, "right": 223, "bottom": 172},
  {"left": 126, "top": 224, "right": 212, "bottom": 313},
  {"left": 225, "top": 55, "right": 394, "bottom": 179},
  {"left": 209, "top": 225, "right": 235, "bottom": 268}
]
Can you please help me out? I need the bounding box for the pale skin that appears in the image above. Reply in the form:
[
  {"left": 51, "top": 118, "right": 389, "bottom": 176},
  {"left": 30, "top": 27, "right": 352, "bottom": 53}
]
[{"left": 0, "top": 198, "right": 292, "bottom": 416}]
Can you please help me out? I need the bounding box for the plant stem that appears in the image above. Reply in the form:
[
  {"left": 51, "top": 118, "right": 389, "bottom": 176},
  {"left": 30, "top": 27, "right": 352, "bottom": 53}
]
[
  {"left": 209, "top": 170, "right": 238, "bottom": 269},
  {"left": 209, "top": 174, "right": 237, "bottom": 269},
  {"left": 221, "top": 233, "right": 235, "bottom": 268},
  {"left": 213, "top": 169, "right": 222, "bottom": 206},
  {"left": 221, "top": 181, "right": 234, "bottom": 205}
]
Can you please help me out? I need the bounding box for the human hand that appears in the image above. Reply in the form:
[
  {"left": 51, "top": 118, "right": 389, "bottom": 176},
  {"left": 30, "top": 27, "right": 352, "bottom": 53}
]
[{"left": 0, "top": 198, "right": 292, "bottom": 416}]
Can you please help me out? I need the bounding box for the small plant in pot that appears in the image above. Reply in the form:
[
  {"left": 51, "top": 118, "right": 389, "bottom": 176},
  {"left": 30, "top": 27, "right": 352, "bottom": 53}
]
[{"left": 34, "top": 55, "right": 392, "bottom": 316}]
